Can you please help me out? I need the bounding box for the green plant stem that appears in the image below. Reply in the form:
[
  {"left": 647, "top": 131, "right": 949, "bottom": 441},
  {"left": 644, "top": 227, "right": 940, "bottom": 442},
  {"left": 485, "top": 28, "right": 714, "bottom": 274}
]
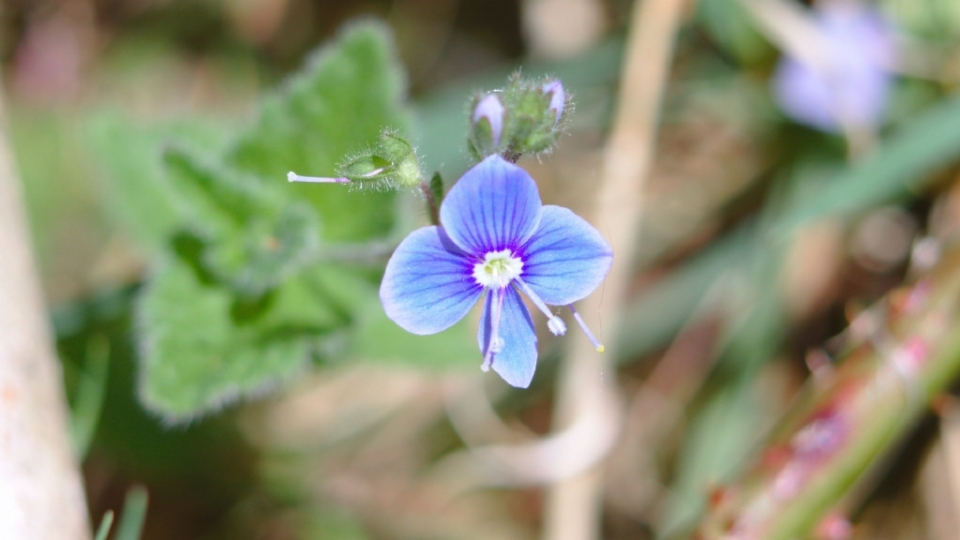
[
  {"left": 419, "top": 179, "right": 440, "bottom": 226},
  {"left": 543, "top": 0, "right": 687, "bottom": 538},
  {"left": 693, "top": 247, "right": 960, "bottom": 540}
]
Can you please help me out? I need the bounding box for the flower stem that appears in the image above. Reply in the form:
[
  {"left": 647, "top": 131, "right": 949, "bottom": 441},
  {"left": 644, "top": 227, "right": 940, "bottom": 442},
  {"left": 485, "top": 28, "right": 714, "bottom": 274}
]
[
  {"left": 543, "top": 0, "right": 687, "bottom": 538},
  {"left": 692, "top": 247, "right": 960, "bottom": 540},
  {"left": 419, "top": 178, "right": 441, "bottom": 226}
]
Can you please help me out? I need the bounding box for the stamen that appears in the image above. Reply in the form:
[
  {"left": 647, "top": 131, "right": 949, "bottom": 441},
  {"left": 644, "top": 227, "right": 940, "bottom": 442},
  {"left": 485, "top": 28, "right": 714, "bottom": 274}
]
[
  {"left": 515, "top": 277, "right": 566, "bottom": 336},
  {"left": 287, "top": 171, "right": 350, "bottom": 184},
  {"left": 482, "top": 289, "right": 506, "bottom": 371},
  {"left": 568, "top": 304, "right": 604, "bottom": 353}
]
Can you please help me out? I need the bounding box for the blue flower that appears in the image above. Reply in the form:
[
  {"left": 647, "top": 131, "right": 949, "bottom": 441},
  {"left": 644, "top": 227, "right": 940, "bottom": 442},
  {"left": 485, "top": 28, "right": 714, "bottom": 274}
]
[
  {"left": 379, "top": 155, "right": 613, "bottom": 388},
  {"left": 772, "top": 2, "right": 897, "bottom": 132}
]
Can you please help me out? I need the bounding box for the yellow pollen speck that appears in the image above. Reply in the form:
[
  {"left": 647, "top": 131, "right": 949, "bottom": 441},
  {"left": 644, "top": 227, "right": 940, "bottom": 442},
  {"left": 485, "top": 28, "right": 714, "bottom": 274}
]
[{"left": 596, "top": 345, "right": 605, "bottom": 353}]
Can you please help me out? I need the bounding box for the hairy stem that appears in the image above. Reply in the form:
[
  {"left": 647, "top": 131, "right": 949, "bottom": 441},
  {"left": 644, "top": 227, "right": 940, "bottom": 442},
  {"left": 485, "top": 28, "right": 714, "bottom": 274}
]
[{"left": 694, "top": 246, "right": 960, "bottom": 539}]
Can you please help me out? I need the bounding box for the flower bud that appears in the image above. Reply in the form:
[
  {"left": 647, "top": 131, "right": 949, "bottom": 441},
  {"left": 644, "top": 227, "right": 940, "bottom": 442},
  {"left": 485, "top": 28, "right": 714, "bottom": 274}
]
[
  {"left": 470, "top": 93, "right": 506, "bottom": 157},
  {"left": 542, "top": 79, "right": 565, "bottom": 126},
  {"left": 467, "top": 76, "right": 571, "bottom": 162}
]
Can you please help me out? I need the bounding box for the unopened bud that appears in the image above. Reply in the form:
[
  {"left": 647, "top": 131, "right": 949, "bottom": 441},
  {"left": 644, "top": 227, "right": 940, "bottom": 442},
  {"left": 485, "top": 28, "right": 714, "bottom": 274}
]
[
  {"left": 542, "top": 79, "right": 565, "bottom": 126},
  {"left": 466, "top": 75, "right": 571, "bottom": 162},
  {"left": 471, "top": 93, "right": 505, "bottom": 149}
]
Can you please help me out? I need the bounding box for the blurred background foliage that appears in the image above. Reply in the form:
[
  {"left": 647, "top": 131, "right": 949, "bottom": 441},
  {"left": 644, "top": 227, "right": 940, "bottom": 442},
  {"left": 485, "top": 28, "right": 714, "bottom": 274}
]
[{"left": 6, "top": 0, "right": 960, "bottom": 538}]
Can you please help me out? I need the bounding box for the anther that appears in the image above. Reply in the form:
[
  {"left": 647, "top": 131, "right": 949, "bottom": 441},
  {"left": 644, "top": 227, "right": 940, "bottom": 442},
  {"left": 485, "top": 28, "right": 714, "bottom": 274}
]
[
  {"left": 515, "top": 277, "right": 566, "bottom": 335},
  {"left": 547, "top": 317, "right": 566, "bottom": 336}
]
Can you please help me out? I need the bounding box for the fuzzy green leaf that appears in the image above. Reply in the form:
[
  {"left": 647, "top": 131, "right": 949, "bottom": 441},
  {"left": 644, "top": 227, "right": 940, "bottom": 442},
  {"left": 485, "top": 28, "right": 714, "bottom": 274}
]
[
  {"left": 162, "top": 146, "right": 322, "bottom": 296},
  {"left": 138, "top": 257, "right": 312, "bottom": 420},
  {"left": 204, "top": 203, "right": 321, "bottom": 297},
  {"left": 229, "top": 21, "right": 411, "bottom": 241},
  {"left": 86, "top": 110, "right": 227, "bottom": 249},
  {"left": 163, "top": 145, "right": 281, "bottom": 236}
]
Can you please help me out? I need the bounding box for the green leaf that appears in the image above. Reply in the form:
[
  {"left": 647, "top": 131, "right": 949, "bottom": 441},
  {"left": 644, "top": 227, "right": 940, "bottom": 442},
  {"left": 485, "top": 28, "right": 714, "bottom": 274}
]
[
  {"left": 165, "top": 148, "right": 320, "bottom": 297},
  {"left": 162, "top": 146, "right": 323, "bottom": 296},
  {"left": 133, "top": 23, "right": 417, "bottom": 419},
  {"left": 162, "top": 145, "right": 282, "bottom": 237},
  {"left": 137, "top": 257, "right": 312, "bottom": 420},
  {"left": 69, "top": 334, "right": 110, "bottom": 460},
  {"left": 229, "top": 21, "right": 411, "bottom": 241},
  {"left": 777, "top": 91, "right": 960, "bottom": 232},
  {"left": 696, "top": 0, "right": 774, "bottom": 65},
  {"left": 256, "top": 264, "right": 372, "bottom": 332},
  {"left": 114, "top": 486, "right": 149, "bottom": 540},
  {"left": 659, "top": 379, "right": 765, "bottom": 538},
  {"left": 85, "top": 110, "right": 226, "bottom": 250},
  {"left": 616, "top": 226, "right": 755, "bottom": 361},
  {"left": 93, "top": 511, "right": 114, "bottom": 540},
  {"left": 429, "top": 171, "right": 445, "bottom": 206},
  {"left": 204, "top": 203, "right": 321, "bottom": 297},
  {"left": 350, "top": 293, "right": 478, "bottom": 370}
]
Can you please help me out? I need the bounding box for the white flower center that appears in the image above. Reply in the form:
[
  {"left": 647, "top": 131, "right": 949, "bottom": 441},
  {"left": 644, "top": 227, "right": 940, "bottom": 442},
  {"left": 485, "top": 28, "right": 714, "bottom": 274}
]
[{"left": 473, "top": 249, "right": 523, "bottom": 289}]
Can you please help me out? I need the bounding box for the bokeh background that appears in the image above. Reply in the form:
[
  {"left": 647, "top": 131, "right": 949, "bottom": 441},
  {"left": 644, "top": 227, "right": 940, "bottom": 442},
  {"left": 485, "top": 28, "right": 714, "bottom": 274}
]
[{"left": 5, "top": 0, "right": 960, "bottom": 538}]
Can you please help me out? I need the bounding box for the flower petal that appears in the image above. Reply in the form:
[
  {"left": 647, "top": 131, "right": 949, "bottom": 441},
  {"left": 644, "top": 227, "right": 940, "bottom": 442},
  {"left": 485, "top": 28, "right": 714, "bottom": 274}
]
[
  {"left": 520, "top": 205, "right": 612, "bottom": 305},
  {"left": 478, "top": 287, "right": 538, "bottom": 388},
  {"left": 440, "top": 155, "right": 542, "bottom": 255},
  {"left": 380, "top": 226, "right": 483, "bottom": 335}
]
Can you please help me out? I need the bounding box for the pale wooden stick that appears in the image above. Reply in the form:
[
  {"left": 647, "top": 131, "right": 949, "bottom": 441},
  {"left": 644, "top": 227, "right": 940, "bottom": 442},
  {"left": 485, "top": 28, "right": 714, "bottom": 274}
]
[
  {"left": 0, "top": 92, "right": 91, "bottom": 539},
  {"left": 542, "top": 0, "right": 689, "bottom": 538}
]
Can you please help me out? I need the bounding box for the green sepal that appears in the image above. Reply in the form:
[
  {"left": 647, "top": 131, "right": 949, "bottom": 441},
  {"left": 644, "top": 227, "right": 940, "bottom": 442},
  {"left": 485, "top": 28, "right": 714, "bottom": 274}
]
[
  {"left": 429, "top": 171, "right": 445, "bottom": 207},
  {"left": 228, "top": 21, "right": 411, "bottom": 242},
  {"left": 337, "top": 129, "right": 422, "bottom": 189},
  {"left": 502, "top": 74, "right": 564, "bottom": 156}
]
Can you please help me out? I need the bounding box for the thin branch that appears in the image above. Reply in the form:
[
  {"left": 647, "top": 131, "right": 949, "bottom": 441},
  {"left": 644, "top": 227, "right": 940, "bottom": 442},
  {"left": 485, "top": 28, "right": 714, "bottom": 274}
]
[
  {"left": 0, "top": 92, "right": 91, "bottom": 538},
  {"left": 542, "top": 0, "right": 689, "bottom": 539},
  {"left": 694, "top": 246, "right": 960, "bottom": 539}
]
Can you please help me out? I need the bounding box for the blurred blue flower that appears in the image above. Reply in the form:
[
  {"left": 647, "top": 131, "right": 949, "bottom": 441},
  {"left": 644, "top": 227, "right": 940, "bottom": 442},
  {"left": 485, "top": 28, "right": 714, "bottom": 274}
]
[
  {"left": 380, "top": 155, "right": 612, "bottom": 388},
  {"left": 773, "top": 1, "right": 897, "bottom": 132}
]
